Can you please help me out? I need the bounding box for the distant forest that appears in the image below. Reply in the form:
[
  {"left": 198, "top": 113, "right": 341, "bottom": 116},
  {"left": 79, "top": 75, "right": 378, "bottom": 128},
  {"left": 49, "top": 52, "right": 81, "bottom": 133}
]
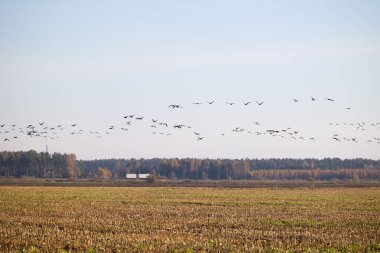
[{"left": 1, "top": 150, "right": 380, "bottom": 180}]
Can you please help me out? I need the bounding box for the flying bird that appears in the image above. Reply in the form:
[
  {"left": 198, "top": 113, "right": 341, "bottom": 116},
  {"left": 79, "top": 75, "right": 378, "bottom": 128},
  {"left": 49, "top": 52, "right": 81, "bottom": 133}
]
[
  {"left": 192, "top": 102, "right": 202, "bottom": 105},
  {"left": 207, "top": 101, "right": 215, "bottom": 104},
  {"left": 255, "top": 101, "right": 264, "bottom": 106},
  {"left": 197, "top": 137, "right": 204, "bottom": 141},
  {"left": 135, "top": 117, "right": 144, "bottom": 120},
  {"left": 325, "top": 98, "right": 334, "bottom": 102},
  {"left": 311, "top": 97, "right": 316, "bottom": 101},
  {"left": 293, "top": 99, "right": 299, "bottom": 102},
  {"left": 243, "top": 102, "right": 251, "bottom": 105},
  {"left": 226, "top": 102, "right": 235, "bottom": 105},
  {"left": 169, "top": 105, "right": 182, "bottom": 109}
]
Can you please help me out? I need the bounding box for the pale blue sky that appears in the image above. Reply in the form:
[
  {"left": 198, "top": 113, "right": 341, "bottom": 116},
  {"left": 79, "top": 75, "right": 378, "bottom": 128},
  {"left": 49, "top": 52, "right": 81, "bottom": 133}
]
[{"left": 0, "top": 0, "right": 379, "bottom": 159}]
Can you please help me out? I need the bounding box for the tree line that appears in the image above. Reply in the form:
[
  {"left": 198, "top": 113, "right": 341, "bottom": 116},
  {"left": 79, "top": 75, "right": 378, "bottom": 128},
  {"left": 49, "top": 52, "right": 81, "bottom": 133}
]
[{"left": 1, "top": 150, "right": 380, "bottom": 180}]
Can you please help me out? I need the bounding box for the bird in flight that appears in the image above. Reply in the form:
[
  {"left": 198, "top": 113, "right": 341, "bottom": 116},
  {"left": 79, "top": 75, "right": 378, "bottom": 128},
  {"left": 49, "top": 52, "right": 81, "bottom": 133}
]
[
  {"left": 194, "top": 132, "right": 200, "bottom": 135},
  {"left": 311, "top": 97, "right": 316, "bottom": 101},
  {"left": 135, "top": 117, "right": 144, "bottom": 120},
  {"left": 4, "top": 138, "right": 9, "bottom": 142},
  {"left": 293, "top": 99, "right": 299, "bottom": 102},
  {"left": 192, "top": 102, "right": 202, "bottom": 105},
  {"left": 346, "top": 107, "right": 351, "bottom": 110},
  {"left": 325, "top": 98, "right": 334, "bottom": 102},
  {"left": 226, "top": 102, "right": 235, "bottom": 105},
  {"left": 71, "top": 124, "right": 77, "bottom": 127},
  {"left": 169, "top": 105, "right": 182, "bottom": 109},
  {"left": 39, "top": 122, "right": 44, "bottom": 126},
  {"left": 197, "top": 137, "right": 204, "bottom": 141},
  {"left": 243, "top": 102, "right": 251, "bottom": 105},
  {"left": 207, "top": 101, "right": 215, "bottom": 104},
  {"left": 255, "top": 101, "right": 264, "bottom": 106}
]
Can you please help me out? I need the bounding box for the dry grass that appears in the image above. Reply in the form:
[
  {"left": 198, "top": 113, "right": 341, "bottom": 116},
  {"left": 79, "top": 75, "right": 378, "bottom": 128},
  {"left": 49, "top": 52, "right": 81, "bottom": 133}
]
[{"left": 0, "top": 186, "right": 379, "bottom": 252}]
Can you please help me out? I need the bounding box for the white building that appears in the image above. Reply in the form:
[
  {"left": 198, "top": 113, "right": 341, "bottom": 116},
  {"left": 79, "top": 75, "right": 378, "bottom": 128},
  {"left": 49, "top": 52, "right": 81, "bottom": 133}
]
[{"left": 126, "top": 173, "right": 150, "bottom": 179}]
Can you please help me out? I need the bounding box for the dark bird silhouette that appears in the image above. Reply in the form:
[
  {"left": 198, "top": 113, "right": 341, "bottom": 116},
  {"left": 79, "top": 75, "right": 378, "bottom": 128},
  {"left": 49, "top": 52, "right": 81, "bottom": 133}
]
[
  {"left": 129, "top": 115, "right": 134, "bottom": 118},
  {"left": 226, "top": 102, "right": 235, "bottom": 105},
  {"left": 253, "top": 121, "right": 260, "bottom": 125},
  {"left": 293, "top": 99, "right": 299, "bottom": 102},
  {"left": 109, "top": 126, "right": 114, "bottom": 130},
  {"left": 243, "top": 102, "right": 251, "bottom": 105},
  {"left": 159, "top": 122, "right": 168, "bottom": 127},
  {"left": 192, "top": 102, "right": 202, "bottom": 105},
  {"left": 207, "top": 101, "right": 215, "bottom": 104},
  {"left": 126, "top": 121, "right": 132, "bottom": 125},
  {"left": 71, "top": 124, "right": 77, "bottom": 127},
  {"left": 135, "top": 117, "right": 144, "bottom": 120},
  {"left": 169, "top": 105, "right": 182, "bottom": 109},
  {"left": 194, "top": 132, "right": 200, "bottom": 135},
  {"left": 255, "top": 101, "right": 264, "bottom": 105},
  {"left": 197, "top": 137, "right": 204, "bottom": 141},
  {"left": 311, "top": 97, "right": 316, "bottom": 101},
  {"left": 150, "top": 125, "right": 156, "bottom": 128},
  {"left": 0, "top": 124, "right": 4, "bottom": 127},
  {"left": 39, "top": 122, "right": 44, "bottom": 126},
  {"left": 325, "top": 98, "right": 334, "bottom": 102},
  {"left": 4, "top": 138, "right": 9, "bottom": 142},
  {"left": 333, "top": 137, "right": 341, "bottom": 142},
  {"left": 123, "top": 115, "right": 129, "bottom": 118},
  {"left": 346, "top": 107, "right": 351, "bottom": 110},
  {"left": 152, "top": 119, "right": 157, "bottom": 123}
]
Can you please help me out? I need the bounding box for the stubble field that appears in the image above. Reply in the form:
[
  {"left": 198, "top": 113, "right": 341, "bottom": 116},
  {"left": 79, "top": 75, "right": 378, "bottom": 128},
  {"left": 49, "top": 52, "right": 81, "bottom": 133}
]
[{"left": 0, "top": 186, "right": 379, "bottom": 252}]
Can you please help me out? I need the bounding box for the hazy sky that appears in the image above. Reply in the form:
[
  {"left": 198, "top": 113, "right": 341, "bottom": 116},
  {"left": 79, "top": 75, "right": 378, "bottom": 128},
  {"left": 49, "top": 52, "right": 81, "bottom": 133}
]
[{"left": 1, "top": 0, "right": 379, "bottom": 160}]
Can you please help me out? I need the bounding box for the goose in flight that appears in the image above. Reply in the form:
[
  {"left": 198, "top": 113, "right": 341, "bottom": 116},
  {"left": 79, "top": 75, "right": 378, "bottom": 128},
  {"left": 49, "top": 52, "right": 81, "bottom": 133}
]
[
  {"left": 243, "top": 102, "right": 251, "bottom": 105},
  {"left": 207, "top": 101, "right": 215, "bottom": 104},
  {"left": 197, "top": 137, "right": 204, "bottom": 141},
  {"left": 194, "top": 132, "right": 200, "bottom": 135},
  {"left": 39, "top": 122, "right": 44, "bottom": 126},
  {"left": 293, "top": 99, "right": 299, "bottom": 102},
  {"left": 226, "top": 102, "right": 235, "bottom": 105},
  {"left": 255, "top": 101, "right": 264, "bottom": 106},
  {"left": 192, "top": 102, "right": 202, "bottom": 105},
  {"left": 135, "top": 117, "right": 144, "bottom": 120},
  {"left": 325, "top": 98, "right": 334, "bottom": 102},
  {"left": 311, "top": 97, "right": 316, "bottom": 101},
  {"left": 169, "top": 105, "right": 182, "bottom": 109},
  {"left": 4, "top": 138, "right": 9, "bottom": 142},
  {"left": 71, "top": 124, "right": 77, "bottom": 127}
]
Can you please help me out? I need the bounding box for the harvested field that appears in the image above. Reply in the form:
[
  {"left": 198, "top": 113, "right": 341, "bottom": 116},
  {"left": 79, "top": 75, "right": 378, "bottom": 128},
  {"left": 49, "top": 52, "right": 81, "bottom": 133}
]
[{"left": 0, "top": 187, "right": 379, "bottom": 252}]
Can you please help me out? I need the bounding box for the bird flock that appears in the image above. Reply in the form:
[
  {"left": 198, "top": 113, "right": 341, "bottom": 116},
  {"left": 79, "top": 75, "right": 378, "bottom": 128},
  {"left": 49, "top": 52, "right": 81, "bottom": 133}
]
[{"left": 1, "top": 97, "right": 380, "bottom": 146}]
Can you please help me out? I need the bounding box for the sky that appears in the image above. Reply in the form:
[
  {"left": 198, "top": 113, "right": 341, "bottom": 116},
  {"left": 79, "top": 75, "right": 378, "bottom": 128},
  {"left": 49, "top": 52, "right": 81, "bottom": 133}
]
[{"left": 0, "top": 0, "right": 379, "bottom": 160}]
